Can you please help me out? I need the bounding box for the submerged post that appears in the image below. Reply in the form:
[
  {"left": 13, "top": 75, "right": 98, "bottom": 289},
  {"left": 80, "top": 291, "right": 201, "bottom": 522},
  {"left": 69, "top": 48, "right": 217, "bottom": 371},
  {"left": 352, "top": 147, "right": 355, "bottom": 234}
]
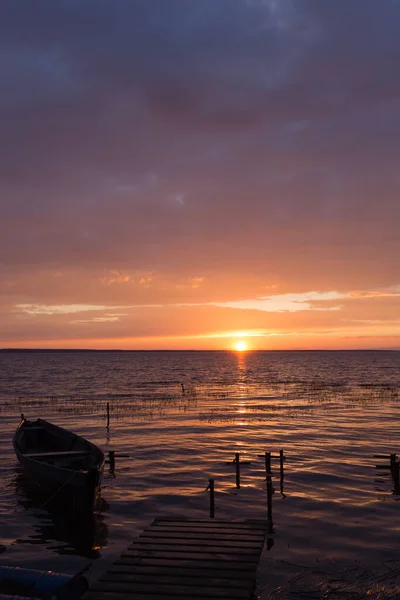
[
  {"left": 394, "top": 463, "right": 400, "bottom": 493},
  {"left": 390, "top": 454, "right": 399, "bottom": 492},
  {"left": 106, "top": 402, "right": 110, "bottom": 429},
  {"left": 279, "top": 449, "right": 285, "bottom": 497},
  {"left": 207, "top": 478, "right": 215, "bottom": 518},
  {"left": 109, "top": 450, "right": 115, "bottom": 473},
  {"left": 267, "top": 474, "right": 273, "bottom": 531},
  {"left": 235, "top": 452, "right": 241, "bottom": 489},
  {"left": 279, "top": 449, "right": 284, "bottom": 478},
  {"left": 265, "top": 451, "right": 271, "bottom": 478}
]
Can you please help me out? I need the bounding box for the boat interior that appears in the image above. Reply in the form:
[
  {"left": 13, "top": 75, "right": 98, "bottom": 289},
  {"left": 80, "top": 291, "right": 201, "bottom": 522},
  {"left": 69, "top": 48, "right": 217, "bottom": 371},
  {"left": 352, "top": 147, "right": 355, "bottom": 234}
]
[{"left": 15, "top": 421, "right": 97, "bottom": 470}]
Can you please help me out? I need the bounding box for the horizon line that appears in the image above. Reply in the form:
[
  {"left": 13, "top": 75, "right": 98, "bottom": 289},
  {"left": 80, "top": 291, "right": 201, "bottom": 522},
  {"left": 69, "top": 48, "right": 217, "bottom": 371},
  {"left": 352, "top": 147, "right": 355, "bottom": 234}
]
[{"left": 1, "top": 348, "right": 399, "bottom": 353}]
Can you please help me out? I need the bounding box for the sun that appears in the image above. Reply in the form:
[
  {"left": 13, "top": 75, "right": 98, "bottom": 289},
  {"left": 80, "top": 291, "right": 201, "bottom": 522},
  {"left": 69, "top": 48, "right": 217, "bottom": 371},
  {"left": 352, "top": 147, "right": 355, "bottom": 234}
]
[{"left": 234, "top": 340, "right": 248, "bottom": 352}]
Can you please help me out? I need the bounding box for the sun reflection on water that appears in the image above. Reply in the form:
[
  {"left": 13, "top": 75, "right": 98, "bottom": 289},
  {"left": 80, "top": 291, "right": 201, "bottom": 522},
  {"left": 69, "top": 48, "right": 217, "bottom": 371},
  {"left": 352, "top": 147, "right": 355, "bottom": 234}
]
[{"left": 1, "top": 350, "right": 400, "bottom": 596}]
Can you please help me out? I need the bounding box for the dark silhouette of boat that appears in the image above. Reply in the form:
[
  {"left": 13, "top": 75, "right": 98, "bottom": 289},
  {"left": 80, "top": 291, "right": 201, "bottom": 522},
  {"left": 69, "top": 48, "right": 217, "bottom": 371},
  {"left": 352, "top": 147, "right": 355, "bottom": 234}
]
[{"left": 13, "top": 417, "right": 104, "bottom": 517}]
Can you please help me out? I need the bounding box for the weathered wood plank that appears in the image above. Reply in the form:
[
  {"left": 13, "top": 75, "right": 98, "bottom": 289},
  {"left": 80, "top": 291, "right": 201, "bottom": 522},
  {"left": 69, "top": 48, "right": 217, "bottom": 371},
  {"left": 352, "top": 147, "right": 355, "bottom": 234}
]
[
  {"left": 133, "top": 536, "right": 263, "bottom": 550},
  {"left": 130, "top": 545, "right": 261, "bottom": 555},
  {"left": 113, "top": 557, "right": 255, "bottom": 571},
  {"left": 124, "top": 544, "right": 259, "bottom": 557},
  {"left": 155, "top": 518, "right": 265, "bottom": 529},
  {"left": 151, "top": 526, "right": 265, "bottom": 539},
  {"left": 155, "top": 517, "right": 265, "bottom": 523},
  {"left": 90, "top": 581, "right": 251, "bottom": 598},
  {"left": 85, "top": 593, "right": 199, "bottom": 600},
  {"left": 153, "top": 520, "right": 266, "bottom": 526},
  {"left": 153, "top": 519, "right": 266, "bottom": 526},
  {"left": 121, "top": 549, "right": 259, "bottom": 562},
  {"left": 101, "top": 572, "right": 251, "bottom": 587},
  {"left": 107, "top": 564, "right": 252, "bottom": 579},
  {"left": 139, "top": 526, "right": 265, "bottom": 542}
]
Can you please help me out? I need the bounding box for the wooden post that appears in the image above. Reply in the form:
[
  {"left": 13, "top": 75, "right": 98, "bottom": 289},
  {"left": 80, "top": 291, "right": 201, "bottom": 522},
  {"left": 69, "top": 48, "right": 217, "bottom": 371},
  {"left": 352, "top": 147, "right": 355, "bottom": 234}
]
[
  {"left": 279, "top": 449, "right": 284, "bottom": 477},
  {"left": 265, "top": 451, "right": 271, "bottom": 477},
  {"left": 279, "top": 449, "right": 285, "bottom": 496},
  {"left": 390, "top": 454, "right": 399, "bottom": 492},
  {"left": 394, "top": 463, "right": 400, "bottom": 493},
  {"left": 109, "top": 450, "right": 115, "bottom": 472},
  {"left": 106, "top": 402, "right": 110, "bottom": 429},
  {"left": 235, "top": 452, "right": 241, "bottom": 489},
  {"left": 267, "top": 474, "right": 273, "bottom": 531},
  {"left": 208, "top": 478, "right": 215, "bottom": 518}
]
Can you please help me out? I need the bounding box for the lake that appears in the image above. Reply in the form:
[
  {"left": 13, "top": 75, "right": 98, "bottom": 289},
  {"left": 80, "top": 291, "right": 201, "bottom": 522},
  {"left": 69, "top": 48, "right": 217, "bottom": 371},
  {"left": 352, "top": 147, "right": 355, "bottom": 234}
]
[{"left": 1, "top": 350, "right": 400, "bottom": 598}]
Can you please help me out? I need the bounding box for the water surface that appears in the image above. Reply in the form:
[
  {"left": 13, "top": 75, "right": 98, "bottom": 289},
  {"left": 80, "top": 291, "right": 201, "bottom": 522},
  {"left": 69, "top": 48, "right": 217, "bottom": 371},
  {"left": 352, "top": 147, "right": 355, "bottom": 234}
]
[{"left": 0, "top": 350, "right": 399, "bottom": 598}]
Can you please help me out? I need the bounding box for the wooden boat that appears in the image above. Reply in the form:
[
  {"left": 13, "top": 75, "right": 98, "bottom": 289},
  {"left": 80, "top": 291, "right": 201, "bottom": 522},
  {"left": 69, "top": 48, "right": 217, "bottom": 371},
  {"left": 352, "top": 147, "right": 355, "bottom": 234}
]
[{"left": 13, "top": 417, "right": 105, "bottom": 516}]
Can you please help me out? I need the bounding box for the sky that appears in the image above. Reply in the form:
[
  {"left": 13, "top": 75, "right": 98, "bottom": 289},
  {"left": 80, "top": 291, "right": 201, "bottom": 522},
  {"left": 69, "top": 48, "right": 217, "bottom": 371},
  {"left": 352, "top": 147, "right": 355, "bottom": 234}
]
[{"left": 1, "top": 0, "right": 400, "bottom": 351}]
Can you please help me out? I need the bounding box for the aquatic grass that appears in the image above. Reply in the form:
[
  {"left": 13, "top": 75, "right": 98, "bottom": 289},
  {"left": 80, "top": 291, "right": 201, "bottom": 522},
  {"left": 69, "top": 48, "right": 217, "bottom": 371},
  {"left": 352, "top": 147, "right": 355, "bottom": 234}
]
[{"left": 1, "top": 379, "right": 399, "bottom": 424}]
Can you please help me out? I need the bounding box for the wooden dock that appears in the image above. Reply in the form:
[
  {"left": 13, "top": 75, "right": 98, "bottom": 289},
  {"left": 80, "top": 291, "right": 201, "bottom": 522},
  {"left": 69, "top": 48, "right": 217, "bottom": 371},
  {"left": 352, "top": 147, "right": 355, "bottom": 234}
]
[{"left": 84, "top": 517, "right": 267, "bottom": 600}]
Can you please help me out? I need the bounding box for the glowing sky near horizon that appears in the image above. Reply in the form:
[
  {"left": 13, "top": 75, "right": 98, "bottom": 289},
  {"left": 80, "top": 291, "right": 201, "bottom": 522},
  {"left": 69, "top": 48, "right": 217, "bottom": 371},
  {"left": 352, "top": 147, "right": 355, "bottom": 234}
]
[{"left": 1, "top": 0, "right": 400, "bottom": 350}]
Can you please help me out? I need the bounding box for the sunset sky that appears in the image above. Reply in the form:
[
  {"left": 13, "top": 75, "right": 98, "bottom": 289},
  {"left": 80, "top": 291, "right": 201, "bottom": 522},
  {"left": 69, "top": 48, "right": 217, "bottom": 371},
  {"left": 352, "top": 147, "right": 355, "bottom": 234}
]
[{"left": 1, "top": 1, "right": 400, "bottom": 350}]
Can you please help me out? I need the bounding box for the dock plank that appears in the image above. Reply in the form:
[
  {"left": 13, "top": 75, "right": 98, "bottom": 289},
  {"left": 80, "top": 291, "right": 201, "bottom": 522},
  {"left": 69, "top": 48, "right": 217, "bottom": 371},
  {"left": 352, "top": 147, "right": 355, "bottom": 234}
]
[
  {"left": 107, "top": 565, "right": 252, "bottom": 579},
  {"left": 100, "top": 572, "right": 251, "bottom": 588},
  {"left": 85, "top": 593, "right": 201, "bottom": 600},
  {"left": 83, "top": 518, "right": 266, "bottom": 600},
  {"left": 152, "top": 523, "right": 264, "bottom": 532},
  {"left": 113, "top": 557, "right": 255, "bottom": 571},
  {"left": 121, "top": 549, "right": 259, "bottom": 562},
  {"left": 129, "top": 539, "right": 262, "bottom": 550},
  {"left": 154, "top": 518, "right": 265, "bottom": 528},
  {"left": 90, "top": 581, "right": 251, "bottom": 598},
  {"left": 139, "top": 527, "right": 264, "bottom": 545}
]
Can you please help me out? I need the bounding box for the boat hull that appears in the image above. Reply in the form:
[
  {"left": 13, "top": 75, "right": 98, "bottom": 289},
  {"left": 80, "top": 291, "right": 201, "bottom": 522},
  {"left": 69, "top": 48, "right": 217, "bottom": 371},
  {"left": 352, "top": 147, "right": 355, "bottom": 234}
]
[{"left": 13, "top": 419, "right": 104, "bottom": 517}]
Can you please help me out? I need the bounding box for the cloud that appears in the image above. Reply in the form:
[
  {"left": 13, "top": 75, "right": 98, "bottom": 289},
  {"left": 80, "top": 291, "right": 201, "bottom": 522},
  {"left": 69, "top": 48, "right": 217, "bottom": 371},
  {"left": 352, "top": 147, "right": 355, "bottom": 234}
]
[
  {"left": 71, "top": 315, "right": 121, "bottom": 324},
  {"left": 15, "top": 303, "right": 129, "bottom": 316},
  {"left": 1, "top": 2, "right": 400, "bottom": 347},
  {"left": 210, "top": 291, "right": 344, "bottom": 312},
  {"left": 100, "top": 271, "right": 132, "bottom": 285},
  {"left": 2, "top": 292, "right": 400, "bottom": 349}
]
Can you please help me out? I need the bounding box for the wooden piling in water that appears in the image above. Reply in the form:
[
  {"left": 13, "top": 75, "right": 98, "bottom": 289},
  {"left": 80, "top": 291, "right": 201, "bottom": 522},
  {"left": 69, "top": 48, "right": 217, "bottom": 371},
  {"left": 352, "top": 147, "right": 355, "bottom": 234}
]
[
  {"left": 390, "top": 454, "right": 400, "bottom": 492},
  {"left": 235, "top": 452, "right": 241, "bottom": 489},
  {"left": 394, "top": 464, "right": 400, "bottom": 492},
  {"left": 207, "top": 478, "right": 215, "bottom": 518},
  {"left": 279, "top": 449, "right": 284, "bottom": 476},
  {"left": 109, "top": 450, "right": 115, "bottom": 472},
  {"left": 267, "top": 474, "right": 273, "bottom": 531},
  {"left": 279, "top": 449, "right": 285, "bottom": 496},
  {"left": 265, "top": 451, "right": 271, "bottom": 477},
  {"left": 106, "top": 402, "right": 110, "bottom": 429}
]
